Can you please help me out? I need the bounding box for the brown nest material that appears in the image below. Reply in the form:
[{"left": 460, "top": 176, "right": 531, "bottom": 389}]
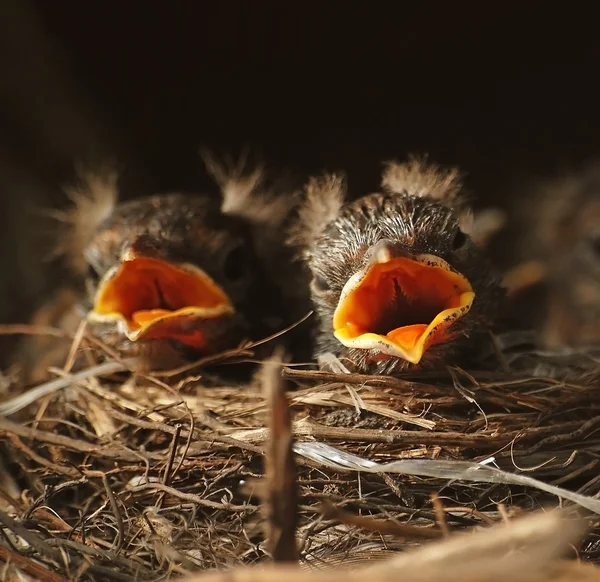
[{"left": 1, "top": 326, "right": 600, "bottom": 581}]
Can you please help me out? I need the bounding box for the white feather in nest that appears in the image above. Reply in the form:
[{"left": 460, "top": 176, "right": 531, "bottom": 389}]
[{"left": 293, "top": 441, "right": 600, "bottom": 515}]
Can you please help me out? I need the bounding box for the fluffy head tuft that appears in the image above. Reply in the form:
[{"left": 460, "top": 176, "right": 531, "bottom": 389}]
[
  {"left": 50, "top": 163, "right": 119, "bottom": 274},
  {"left": 287, "top": 173, "right": 347, "bottom": 249},
  {"left": 201, "top": 149, "right": 295, "bottom": 228},
  {"left": 381, "top": 156, "right": 464, "bottom": 206},
  {"left": 202, "top": 149, "right": 313, "bottom": 335}
]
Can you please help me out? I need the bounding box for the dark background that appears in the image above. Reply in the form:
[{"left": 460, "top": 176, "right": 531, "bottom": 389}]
[{"left": 1, "top": 2, "right": 599, "bottom": 343}]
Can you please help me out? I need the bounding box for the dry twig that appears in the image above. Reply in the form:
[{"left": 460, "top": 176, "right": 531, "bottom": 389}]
[{"left": 262, "top": 353, "right": 299, "bottom": 562}]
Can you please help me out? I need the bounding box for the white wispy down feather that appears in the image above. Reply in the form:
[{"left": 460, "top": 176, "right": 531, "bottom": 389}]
[
  {"left": 287, "top": 173, "right": 346, "bottom": 248},
  {"left": 201, "top": 149, "right": 294, "bottom": 228},
  {"left": 467, "top": 207, "right": 507, "bottom": 247},
  {"left": 382, "top": 157, "right": 464, "bottom": 205},
  {"left": 50, "top": 164, "right": 118, "bottom": 274},
  {"left": 458, "top": 208, "right": 475, "bottom": 234}
]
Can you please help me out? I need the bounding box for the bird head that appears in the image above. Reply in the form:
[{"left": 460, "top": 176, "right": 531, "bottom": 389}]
[
  {"left": 55, "top": 158, "right": 298, "bottom": 359},
  {"left": 508, "top": 162, "right": 600, "bottom": 348},
  {"left": 83, "top": 194, "right": 260, "bottom": 353},
  {"left": 290, "top": 158, "right": 504, "bottom": 373}
]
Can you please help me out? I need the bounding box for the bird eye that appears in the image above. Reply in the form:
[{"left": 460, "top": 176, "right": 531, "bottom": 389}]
[
  {"left": 311, "top": 274, "right": 331, "bottom": 294},
  {"left": 223, "top": 243, "right": 249, "bottom": 282},
  {"left": 452, "top": 228, "right": 468, "bottom": 250}
]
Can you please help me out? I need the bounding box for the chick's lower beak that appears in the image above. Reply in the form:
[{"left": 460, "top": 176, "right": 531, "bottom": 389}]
[
  {"left": 88, "top": 252, "right": 234, "bottom": 348},
  {"left": 332, "top": 241, "right": 474, "bottom": 364}
]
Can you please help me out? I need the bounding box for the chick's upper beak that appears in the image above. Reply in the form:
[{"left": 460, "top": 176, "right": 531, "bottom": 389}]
[
  {"left": 332, "top": 240, "right": 475, "bottom": 364},
  {"left": 88, "top": 247, "right": 234, "bottom": 348}
]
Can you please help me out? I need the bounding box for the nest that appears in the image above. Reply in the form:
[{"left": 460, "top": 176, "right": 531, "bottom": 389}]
[{"left": 1, "top": 326, "right": 600, "bottom": 581}]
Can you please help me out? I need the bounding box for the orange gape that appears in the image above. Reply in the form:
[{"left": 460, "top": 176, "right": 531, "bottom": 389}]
[
  {"left": 95, "top": 257, "right": 230, "bottom": 325},
  {"left": 131, "top": 312, "right": 208, "bottom": 349},
  {"left": 333, "top": 256, "right": 474, "bottom": 363},
  {"left": 335, "top": 258, "right": 466, "bottom": 346},
  {"left": 387, "top": 325, "right": 428, "bottom": 352},
  {"left": 131, "top": 309, "right": 173, "bottom": 327},
  {"left": 90, "top": 256, "right": 233, "bottom": 347}
]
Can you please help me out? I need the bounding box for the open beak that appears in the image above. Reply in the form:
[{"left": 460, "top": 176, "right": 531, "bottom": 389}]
[
  {"left": 332, "top": 242, "right": 475, "bottom": 364},
  {"left": 88, "top": 251, "right": 234, "bottom": 349}
]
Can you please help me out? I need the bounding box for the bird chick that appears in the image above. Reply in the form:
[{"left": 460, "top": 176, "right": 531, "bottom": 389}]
[
  {"left": 49, "top": 159, "right": 301, "bottom": 369},
  {"left": 289, "top": 158, "right": 505, "bottom": 375},
  {"left": 503, "top": 161, "right": 600, "bottom": 348}
]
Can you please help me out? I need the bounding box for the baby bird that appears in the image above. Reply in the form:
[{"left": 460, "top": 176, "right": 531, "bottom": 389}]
[
  {"left": 502, "top": 160, "right": 600, "bottom": 348},
  {"left": 289, "top": 158, "right": 505, "bottom": 375},
  {"left": 44, "top": 157, "right": 303, "bottom": 369}
]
